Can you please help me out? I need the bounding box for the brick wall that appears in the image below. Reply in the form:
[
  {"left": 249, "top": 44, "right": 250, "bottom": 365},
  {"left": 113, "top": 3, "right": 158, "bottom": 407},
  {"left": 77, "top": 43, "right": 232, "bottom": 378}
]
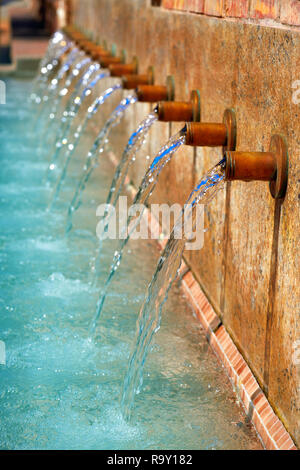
[{"left": 161, "top": 0, "right": 300, "bottom": 26}]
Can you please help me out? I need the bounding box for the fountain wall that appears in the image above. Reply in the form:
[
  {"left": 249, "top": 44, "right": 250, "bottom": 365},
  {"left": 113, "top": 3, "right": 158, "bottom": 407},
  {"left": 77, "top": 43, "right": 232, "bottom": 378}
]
[{"left": 70, "top": 0, "right": 300, "bottom": 446}]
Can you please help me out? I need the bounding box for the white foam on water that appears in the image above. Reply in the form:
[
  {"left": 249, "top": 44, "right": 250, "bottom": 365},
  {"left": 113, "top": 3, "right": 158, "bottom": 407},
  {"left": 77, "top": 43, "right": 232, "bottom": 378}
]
[{"left": 38, "top": 273, "right": 91, "bottom": 298}]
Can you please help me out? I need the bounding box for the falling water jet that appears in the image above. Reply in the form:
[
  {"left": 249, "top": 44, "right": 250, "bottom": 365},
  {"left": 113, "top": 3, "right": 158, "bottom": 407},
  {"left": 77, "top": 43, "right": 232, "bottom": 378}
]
[
  {"left": 40, "top": 57, "right": 94, "bottom": 147},
  {"left": 45, "top": 55, "right": 93, "bottom": 125},
  {"left": 120, "top": 132, "right": 288, "bottom": 420},
  {"left": 88, "top": 130, "right": 186, "bottom": 337},
  {"left": 52, "top": 63, "right": 155, "bottom": 205},
  {"left": 40, "top": 62, "right": 102, "bottom": 149},
  {"left": 33, "top": 47, "right": 83, "bottom": 130},
  {"left": 37, "top": 46, "right": 81, "bottom": 106},
  {"left": 90, "top": 99, "right": 235, "bottom": 333},
  {"left": 45, "top": 71, "right": 112, "bottom": 181},
  {"left": 48, "top": 81, "right": 123, "bottom": 202},
  {"left": 65, "top": 93, "right": 138, "bottom": 229},
  {"left": 48, "top": 65, "right": 104, "bottom": 140},
  {"left": 92, "top": 89, "right": 200, "bottom": 278},
  {"left": 30, "top": 32, "right": 72, "bottom": 102},
  {"left": 89, "top": 75, "right": 175, "bottom": 273},
  {"left": 120, "top": 159, "right": 227, "bottom": 420},
  {"left": 31, "top": 42, "right": 73, "bottom": 105},
  {"left": 49, "top": 67, "right": 154, "bottom": 197},
  {"left": 46, "top": 54, "right": 141, "bottom": 182},
  {"left": 92, "top": 108, "right": 159, "bottom": 278}
]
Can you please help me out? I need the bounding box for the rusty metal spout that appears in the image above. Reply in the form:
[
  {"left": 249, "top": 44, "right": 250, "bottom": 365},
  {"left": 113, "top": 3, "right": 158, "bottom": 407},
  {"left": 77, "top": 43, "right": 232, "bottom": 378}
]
[
  {"left": 109, "top": 56, "right": 139, "bottom": 76},
  {"left": 136, "top": 75, "right": 175, "bottom": 102},
  {"left": 225, "top": 134, "right": 288, "bottom": 199},
  {"left": 157, "top": 90, "right": 201, "bottom": 122},
  {"left": 99, "top": 49, "right": 126, "bottom": 68},
  {"left": 122, "top": 66, "right": 154, "bottom": 89},
  {"left": 183, "top": 109, "right": 236, "bottom": 151}
]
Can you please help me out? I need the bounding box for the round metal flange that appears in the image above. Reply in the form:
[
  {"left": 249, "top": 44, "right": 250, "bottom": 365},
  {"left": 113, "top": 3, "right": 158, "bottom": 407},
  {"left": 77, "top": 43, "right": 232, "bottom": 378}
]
[
  {"left": 110, "top": 43, "right": 117, "bottom": 57},
  {"left": 190, "top": 89, "right": 201, "bottom": 122},
  {"left": 132, "top": 56, "right": 139, "bottom": 74},
  {"left": 269, "top": 134, "right": 288, "bottom": 199},
  {"left": 166, "top": 75, "right": 175, "bottom": 101},
  {"left": 223, "top": 108, "right": 237, "bottom": 152},
  {"left": 95, "top": 34, "right": 101, "bottom": 46},
  {"left": 147, "top": 66, "right": 155, "bottom": 85},
  {"left": 121, "top": 49, "right": 127, "bottom": 64}
]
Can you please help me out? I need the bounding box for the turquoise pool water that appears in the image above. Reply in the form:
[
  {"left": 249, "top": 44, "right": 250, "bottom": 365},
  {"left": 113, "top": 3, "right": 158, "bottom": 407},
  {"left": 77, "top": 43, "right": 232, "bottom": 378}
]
[{"left": 0, "top": 76, "right": 262, "bottom": 450}]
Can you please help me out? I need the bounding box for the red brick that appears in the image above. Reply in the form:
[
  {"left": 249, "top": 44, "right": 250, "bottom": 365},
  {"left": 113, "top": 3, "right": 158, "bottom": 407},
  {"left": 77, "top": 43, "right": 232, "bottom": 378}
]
[
  {"left": 225, "top": 0, "right": 249, "bottom": 17},
  {"left": 273, "top": 424, "right": 287, "bottom": 442},
  {"left": 257, "top": 400, "right": 269, "bottom": 415},
  {"left": 250, "top": 0, "right": 280, "bottom": 20},
  {"left": 265, "top": 414, "right": 278, "bottom": 432},
  {"left": 269, "top": 419, "right": 283, "bottom": 437},
  {"left": 277, "top": 433, "right": 292, "bottom": 448},
  {"left": 265, "top": 435, "right": 278, "bottom": 450},
  {"left": 248, "top": 382, "right": 259, "bottom": 398},
  {"left": 204, "top": 0, "right": 224, "bottom": 16},
  {"left": 260, "top": 406, "right": 273, "bottom": 422},
  {"left": 280, "top": 1, "right": 300, "bottom": 26},
  {"left": 280, "top": 438, "right": 296, "bottom": 450},
  {"left": 215, "top": 325, "right": 226, "bottom": 340},
  {"left": 236, "top": 361, "right": 247, "bottom": 376}
]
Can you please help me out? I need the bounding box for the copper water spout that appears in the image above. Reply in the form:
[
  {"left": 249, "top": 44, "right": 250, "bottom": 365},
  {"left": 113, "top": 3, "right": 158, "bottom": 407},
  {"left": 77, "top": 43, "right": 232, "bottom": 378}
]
[
  {"left": 76, "top": 38, "right": 91, "bottom": 48},
  {"left": 99, "top": 50, "right": 126, "bottom": 68},
  {"left": 90, "top": 47, "right": 111, "bottom": 61},
  {"left": 66, "top": 30, "right": 85, "bottom": 41},
  {"left": 81, "top": 41, "right": 95, "bottom": 52},
  {"left": 224, "top": 134, "right": 288, "bottom": 199},
  {"left": 157, "top": 90, "right": 201, "bottom": 122},
  {"left": 136, "top": 76, "right": 175, "bottom": 102},
  {"left": 183, "top": 109, "right": 237, "bottom": 151},
  {"left": 83, "top": 42, "right": 106, "bottom": 55},
  {"left": 122, "top": 66, "right": 155, "bottom": 89},
  {"left": 63, "top": 26, "right": 82, "bottom": 37},
  {"left": 99, "top": 56, "right": 123, "bottom": 67},
  {"left": 109, "top": 56, "right": 139, "bottom": 76}
]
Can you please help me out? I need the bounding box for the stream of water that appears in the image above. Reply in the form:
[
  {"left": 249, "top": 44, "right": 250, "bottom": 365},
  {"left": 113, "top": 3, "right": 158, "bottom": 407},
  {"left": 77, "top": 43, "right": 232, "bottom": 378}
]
[
  {"left": 65, "top": 94, "right": 138, "bottom": 230},
  {"left": 121, "top": 160, "right": 226, "bottom": 418},
  {"left": 47, "top": 80, "right": 120, "bottom": 192},
  {"left": 89, "top": 132, "right": 186, "bottom": 336},
  {"left": 93, "top": 110, "right": 159, "bottom": 276}
]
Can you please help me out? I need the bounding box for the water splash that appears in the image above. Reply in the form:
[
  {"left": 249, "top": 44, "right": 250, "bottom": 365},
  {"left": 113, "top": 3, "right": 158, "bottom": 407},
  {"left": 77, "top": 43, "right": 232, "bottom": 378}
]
[
  {"left": 121, "top": 159, "right": 226, "bottom": 420},
  {"left": 93, "top": 110, "right": 159, "bottom": 276},
  {"left": 65, "top": 94, "right": 138, "bottom": 228},
  {"left": 89, "top": 131, "right": 186, "bottom": 336}
]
